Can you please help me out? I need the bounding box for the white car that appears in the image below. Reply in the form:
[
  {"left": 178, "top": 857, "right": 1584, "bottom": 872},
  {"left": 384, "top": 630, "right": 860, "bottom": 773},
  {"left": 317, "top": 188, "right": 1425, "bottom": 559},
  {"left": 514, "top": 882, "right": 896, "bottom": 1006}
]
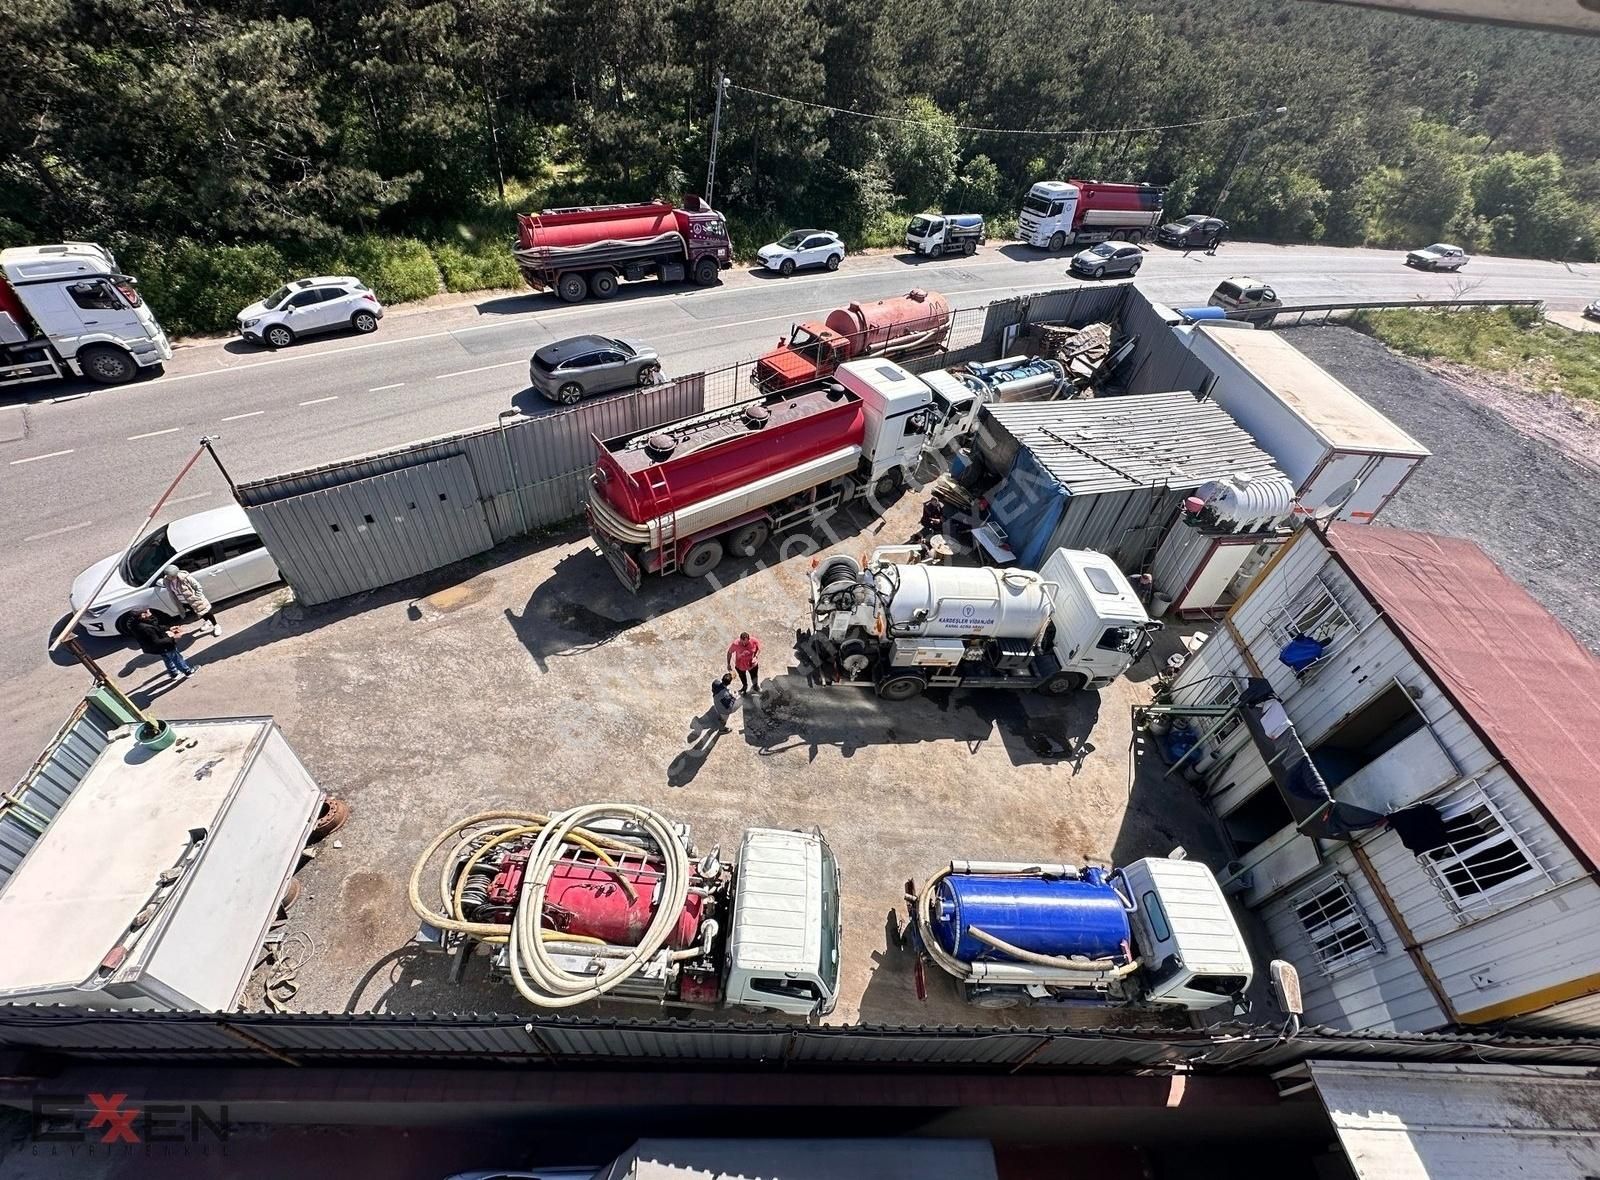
[
  {"left": 756, "top": 229, "right": 845, "bottom": 276},
  {"left": 1405, "top": 243, "right": 1468, "bottom": 272},
  {"left": 69, "top": 505, "right": 281, "bottom": 639},
  {"left": 238, "top": 276, "right": 383, "bottom": 348}
]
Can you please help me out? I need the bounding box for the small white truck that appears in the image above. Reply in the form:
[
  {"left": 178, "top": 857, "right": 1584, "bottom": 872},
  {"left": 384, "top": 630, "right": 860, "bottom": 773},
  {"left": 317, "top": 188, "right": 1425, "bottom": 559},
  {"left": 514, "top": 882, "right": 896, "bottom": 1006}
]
[
  {"left": 904, "top": 212, "right": 985, "bottom": 257},
  {"left": 803, "top": 545, "right": 1158, "bottom": 700},
  {"left": 903, "top": 856, "right": 1255, "bottom": 1012},
  {"left": 0, "top": 243, "right": 172, "bottom": 387}
]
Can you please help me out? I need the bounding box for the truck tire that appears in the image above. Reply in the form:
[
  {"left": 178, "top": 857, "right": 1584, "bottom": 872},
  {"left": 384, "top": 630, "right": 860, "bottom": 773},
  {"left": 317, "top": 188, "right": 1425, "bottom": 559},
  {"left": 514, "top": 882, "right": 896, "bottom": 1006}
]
[
  {"left": 588, "top": 270, "right": 619, "bottom": 299},
  {"left": 264, "top": 324, "right": 295, "bottom": 349},
  {"left": 78, "top": 345, "right": 139, "bottom": 385},
  {"left": 681, "top": 538, "right": 725, "bottom": 578},
  {"left": 967, "top": 986, "right": 1020, "bottom": 1010},
  {"left": 692, "top": 256, "right": 720, "bottom": 286},
  {"left": 1048, "top": 231, "right": 1066, "bottom": 252},
  {"left": 872, "top": 469, "right": 905, "bottom": 502},
  {"left": 876, "top": 671, "right": 926, "bottom": 702},
  {"left": 1126, "top": 229, "right": 1146, "bottom": 244},
  {"left": 350, "top": 310, "right": 379, "bottom": 334},
  {"left": 556, "top": 273, "right": 588, "bottom": 303},
  {"left": 779, "top": 258, "right": 796, "bottom": 277},
  {"left": 962, "top": 239, "right": 977, "bottom": 256},
  {"left": 728, "top": 520, "right": 772, "bottom": 558},
  {"left": 826, "top": 253, "right": 841, "bottom": 271},
  {"left": 1039, "top": 671, "right": 1087, "bottom": 697}
]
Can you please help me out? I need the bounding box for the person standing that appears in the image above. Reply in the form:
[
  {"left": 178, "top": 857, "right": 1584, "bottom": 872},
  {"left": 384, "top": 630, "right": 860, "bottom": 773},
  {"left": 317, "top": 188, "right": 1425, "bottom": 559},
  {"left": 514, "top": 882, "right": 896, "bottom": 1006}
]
[
  {"left": 1205, "top": 226, "right": 1226, "bottom": 257},
  {"left": 726, "top": 631, "right": 761, "bottom": 693},
  {"left": 126, "top": 607, "right": 196, "bottom": 682},
  {"left": 161, "top": 564, "right": 220, "bottom": 636},
  {"left": 711, "top": 672, "right": 738, "bottom": 732}
]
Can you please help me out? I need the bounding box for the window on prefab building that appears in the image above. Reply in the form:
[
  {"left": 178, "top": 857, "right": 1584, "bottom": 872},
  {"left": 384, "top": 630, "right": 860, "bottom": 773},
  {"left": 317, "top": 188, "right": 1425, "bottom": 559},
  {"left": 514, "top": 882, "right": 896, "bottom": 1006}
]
[
  {"left": 1292, "top": 875, "right": 1383, "bottom": 973},
  {"left": 1421, "top": 785, "right": 1547, "bottom": 913},
  {"left": 1265, "top": 577, "right": 1355, "bottom": 660}
]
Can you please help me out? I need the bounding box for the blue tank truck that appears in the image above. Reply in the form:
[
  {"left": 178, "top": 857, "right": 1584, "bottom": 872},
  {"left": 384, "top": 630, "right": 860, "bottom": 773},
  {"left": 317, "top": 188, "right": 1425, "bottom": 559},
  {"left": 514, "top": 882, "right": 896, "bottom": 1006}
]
[{"left": 899, "top": 857, "right": 1255, "bottom": 1013}]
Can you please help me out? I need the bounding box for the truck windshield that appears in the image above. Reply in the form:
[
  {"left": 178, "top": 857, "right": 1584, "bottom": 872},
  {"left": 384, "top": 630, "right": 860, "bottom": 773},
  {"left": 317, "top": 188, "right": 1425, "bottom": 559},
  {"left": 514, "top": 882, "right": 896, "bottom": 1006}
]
[
  {"left": 908, "top": 216, "right": 934, "bottom": 236},
  {"left": 1022, "top": 195, "right": 1054, "bottom": 216},
  {"left": 124, "top": 527, "right": 176, "bottom": 585},
  {"left": 819, "top": 842, "right": 841, "bottom": 993}
]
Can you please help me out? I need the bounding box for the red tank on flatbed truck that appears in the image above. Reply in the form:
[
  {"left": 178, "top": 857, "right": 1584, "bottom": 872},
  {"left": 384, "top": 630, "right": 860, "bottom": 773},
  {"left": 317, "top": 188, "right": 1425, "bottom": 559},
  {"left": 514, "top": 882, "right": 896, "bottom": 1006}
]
[
  {"left": 752, "top": 289, "right": 952, "bottom": 392},
  {"left": 514, "top": 196, "right": 732, "bottom": 303}
]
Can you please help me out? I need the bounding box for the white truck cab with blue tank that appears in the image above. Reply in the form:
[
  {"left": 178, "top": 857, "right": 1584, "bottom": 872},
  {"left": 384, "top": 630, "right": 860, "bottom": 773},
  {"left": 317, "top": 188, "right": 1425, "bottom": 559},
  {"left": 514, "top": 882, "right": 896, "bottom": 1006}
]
[
  {"left": 904, "top": 856, "right": 1254, "bottom": 1011},
  {"left": 905, "top": 213, "right": 986, "bottom": 257}
]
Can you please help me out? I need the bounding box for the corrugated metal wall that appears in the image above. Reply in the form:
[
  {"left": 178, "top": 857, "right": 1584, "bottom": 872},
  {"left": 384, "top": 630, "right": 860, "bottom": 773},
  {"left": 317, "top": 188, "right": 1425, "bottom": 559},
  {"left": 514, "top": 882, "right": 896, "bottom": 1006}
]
[
  {"left": 235, "top": 379, "right": 705, "bottom": 605},
  {"left": 1, "top": 695, "right": 117, "bottom": 889},
  {"left": 1118, "top": 293, "right": 1216, "bottom": 395}
]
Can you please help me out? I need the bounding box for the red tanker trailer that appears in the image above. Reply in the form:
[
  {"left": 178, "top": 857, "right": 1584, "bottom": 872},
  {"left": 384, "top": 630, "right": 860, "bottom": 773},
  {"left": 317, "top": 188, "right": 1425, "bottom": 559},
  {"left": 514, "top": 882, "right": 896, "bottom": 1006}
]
[
  {"left": 752, "top": 289, "right": 952, "bottom": 391},
  {"left": 513, "top": 196, "right": 732, "bottom": 303},
  {"left": 586, "top": 360, "right": 944, "bottom": 589}
]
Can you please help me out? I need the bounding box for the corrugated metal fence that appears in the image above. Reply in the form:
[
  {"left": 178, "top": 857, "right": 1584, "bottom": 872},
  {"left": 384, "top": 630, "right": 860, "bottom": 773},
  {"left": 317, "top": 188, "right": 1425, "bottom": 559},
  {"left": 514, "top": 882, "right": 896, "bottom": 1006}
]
[{"left": 1, "top": 692, "right": 120, "bottom": 889}]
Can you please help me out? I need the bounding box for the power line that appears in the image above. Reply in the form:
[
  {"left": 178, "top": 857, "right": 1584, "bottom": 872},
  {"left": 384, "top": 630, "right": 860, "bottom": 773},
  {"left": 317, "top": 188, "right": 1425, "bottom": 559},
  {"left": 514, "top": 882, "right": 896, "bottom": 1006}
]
[{"left": 725, "top": 81, "right": 1267, "bottom": 139}]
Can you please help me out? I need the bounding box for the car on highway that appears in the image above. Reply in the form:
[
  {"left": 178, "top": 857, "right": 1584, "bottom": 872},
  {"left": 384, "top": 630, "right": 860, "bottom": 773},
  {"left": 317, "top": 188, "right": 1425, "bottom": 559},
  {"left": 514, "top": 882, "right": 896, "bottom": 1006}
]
[
  {"left": 756, "top": 229, "right": 845, "bottom": 276},
  {"left": 529, "top": 335, "right": 662, "bottom": 405},
  {"left": 1156, "top": 214, "right": 1227, "bottom": 250},
  {"left": 1405, "top": 243, "right": 1469, "bottom": 272},
  {"left": 237, "top": 276, "right": 384, "bottom": 348},
  {"left": 1068, "top": 240, "right": 1143, "bottom": 279},
  {"left": 1209, "top": 276, "right": 1283, "bottom": 324},
  {"left": 1584, "top": 297, "right": 1600, "bottom": 321},
  {"left": 68, "top": 505, "right": 281, "bottom": 639}
]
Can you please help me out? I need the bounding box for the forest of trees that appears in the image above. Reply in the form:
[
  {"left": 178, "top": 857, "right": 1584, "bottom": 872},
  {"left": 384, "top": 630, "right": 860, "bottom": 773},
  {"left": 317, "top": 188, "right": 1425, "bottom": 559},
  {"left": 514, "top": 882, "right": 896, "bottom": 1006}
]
[{"left": 6, "top": 0, "right": 1599, "bottom": 333}]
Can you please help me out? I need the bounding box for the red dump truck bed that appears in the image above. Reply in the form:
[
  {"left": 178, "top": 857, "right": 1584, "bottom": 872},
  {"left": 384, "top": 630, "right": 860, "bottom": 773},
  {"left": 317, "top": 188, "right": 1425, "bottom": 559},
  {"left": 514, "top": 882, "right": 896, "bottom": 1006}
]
[{"left": 513, "top": 197, "right": 731, "bottom": 301}]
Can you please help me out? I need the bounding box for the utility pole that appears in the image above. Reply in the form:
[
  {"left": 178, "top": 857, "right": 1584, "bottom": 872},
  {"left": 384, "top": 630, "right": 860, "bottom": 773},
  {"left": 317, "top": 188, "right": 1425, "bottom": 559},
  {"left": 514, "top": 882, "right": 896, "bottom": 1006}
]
[
  {"left": 705, "top": 69, "right": 729, "bottom": 204},
  {"left": 1213, "top": 105, "right": 1288, "bottom": 221}
]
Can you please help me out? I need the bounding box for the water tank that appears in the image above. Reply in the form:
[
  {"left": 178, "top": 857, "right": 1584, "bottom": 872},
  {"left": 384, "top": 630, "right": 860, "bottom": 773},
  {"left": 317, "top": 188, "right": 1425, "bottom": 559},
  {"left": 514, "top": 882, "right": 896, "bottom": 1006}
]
[
  {"left": 1198, "top": 473, "right": 1296, "bottom": 528},
  {"left": 930, "top": 868, "right": 1131, "bottom": 962},
  {"left": 885, "top": 564, "right": 1053, "bottom": 641},
  {"left": 1178, "top": 306, "right": 1227, "bottom": 322}
]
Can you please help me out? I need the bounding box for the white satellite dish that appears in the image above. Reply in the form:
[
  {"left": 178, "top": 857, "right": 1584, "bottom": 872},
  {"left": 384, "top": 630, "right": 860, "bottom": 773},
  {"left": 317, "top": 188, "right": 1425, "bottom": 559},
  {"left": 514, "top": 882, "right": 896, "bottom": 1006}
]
[{"left": 1312, "top": 477, "right": 1362, "bottom": 524}]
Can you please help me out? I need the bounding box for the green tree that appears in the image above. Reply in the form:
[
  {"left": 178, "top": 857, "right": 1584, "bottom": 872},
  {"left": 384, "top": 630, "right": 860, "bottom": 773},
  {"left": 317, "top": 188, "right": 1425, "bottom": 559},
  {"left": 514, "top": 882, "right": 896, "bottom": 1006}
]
[{"left": 880, "top": 97, "right": 959, "bottom": 211}]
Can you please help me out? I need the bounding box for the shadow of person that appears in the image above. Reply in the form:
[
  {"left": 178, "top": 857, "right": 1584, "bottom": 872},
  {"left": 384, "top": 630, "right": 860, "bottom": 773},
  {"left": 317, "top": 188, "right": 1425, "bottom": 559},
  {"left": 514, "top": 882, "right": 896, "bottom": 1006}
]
[{"left": 668, "top": 705, "right": 733, "bottom": 787}]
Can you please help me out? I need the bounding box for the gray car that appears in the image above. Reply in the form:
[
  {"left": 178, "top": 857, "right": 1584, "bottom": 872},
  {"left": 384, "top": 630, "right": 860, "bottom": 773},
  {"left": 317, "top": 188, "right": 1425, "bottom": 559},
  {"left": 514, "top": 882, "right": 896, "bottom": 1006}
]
[
  {"left": 529, "top": 335, "right": 661, "bottom": 405},
  {"left": 1069, "top": 240, "right": 1143, "bottom": 279}
]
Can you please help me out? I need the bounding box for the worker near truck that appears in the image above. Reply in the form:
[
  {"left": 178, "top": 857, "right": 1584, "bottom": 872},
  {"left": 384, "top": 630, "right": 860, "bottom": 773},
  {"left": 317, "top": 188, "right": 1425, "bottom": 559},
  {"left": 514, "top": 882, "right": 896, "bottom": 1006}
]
[
  {"left": 126, "top": 607, "right": 196, "bottom": 682},
  {"left": 726, "top": 632, "right": 761, "bottom": 693}
]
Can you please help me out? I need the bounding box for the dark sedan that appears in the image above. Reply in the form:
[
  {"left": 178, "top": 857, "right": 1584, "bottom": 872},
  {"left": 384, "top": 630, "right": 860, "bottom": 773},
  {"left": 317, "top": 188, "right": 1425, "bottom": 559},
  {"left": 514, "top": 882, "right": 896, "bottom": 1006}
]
[
  {"left": 529, "top": 335, "right": 661, "bottom": 405},
  {"left": 1156, "top": 214, "right": 1227, "bottom": 249}
]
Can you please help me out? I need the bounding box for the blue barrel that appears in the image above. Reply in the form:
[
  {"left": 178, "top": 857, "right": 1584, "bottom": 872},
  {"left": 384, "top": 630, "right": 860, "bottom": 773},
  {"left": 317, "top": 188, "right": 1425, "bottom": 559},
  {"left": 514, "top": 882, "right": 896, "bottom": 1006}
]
[
  {"left": 930, "top": 868, "right": 1131, "bottom": 962},
  {"left": 1177, "top": 306, "right": 1227, "bottom": 322}
]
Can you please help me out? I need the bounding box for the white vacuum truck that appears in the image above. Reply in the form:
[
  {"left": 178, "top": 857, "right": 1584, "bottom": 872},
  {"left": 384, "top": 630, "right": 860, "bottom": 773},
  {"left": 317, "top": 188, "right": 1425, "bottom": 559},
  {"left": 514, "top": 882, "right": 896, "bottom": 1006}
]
[
  {"left": 901, "top": 857, "right": 1254, "bottom": 1012},
  {"left": 804, "top": 546, "right": 1158, "bottom": 700}
]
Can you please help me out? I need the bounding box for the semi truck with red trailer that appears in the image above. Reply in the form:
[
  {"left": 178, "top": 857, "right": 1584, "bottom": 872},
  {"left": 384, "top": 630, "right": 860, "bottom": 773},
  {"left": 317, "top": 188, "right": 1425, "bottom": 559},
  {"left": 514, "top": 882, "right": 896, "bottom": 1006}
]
[
  {"left": 1, "top": 243, "right": 172, "bottom": 388},
  {"left": 751, "top": 289, "right": 953, "bottom": 391},
  {"left": 1017, "top": 180, "right": 1165, "bottom": 250},
  {"left": 586, "top": 358, "right": 961, "bottom": 590},
  {"left": 513, "top": 196, "right": 732, "bottom": 303}
]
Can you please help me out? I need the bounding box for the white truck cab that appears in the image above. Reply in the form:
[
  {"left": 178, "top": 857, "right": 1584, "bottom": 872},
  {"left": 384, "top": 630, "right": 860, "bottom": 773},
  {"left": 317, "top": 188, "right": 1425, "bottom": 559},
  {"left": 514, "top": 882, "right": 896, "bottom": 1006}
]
[
  {"left": 833, "top": 358, "right": 945, "bottom": 487},
  {"left": 1120, "top": 857, "right": 1254, "bottom": 1008},
  {"left": 904, "top": 213, "right": 985, "bottom": 257},
  {"left": 724, "top": 828, "right": 841, "bottom": 1017},
  {"left": 1040, "top": 547, "right": 1156, "bottom": 690},
  {"left": 0, "top": 243, "right": 172, "bottom": 387}
]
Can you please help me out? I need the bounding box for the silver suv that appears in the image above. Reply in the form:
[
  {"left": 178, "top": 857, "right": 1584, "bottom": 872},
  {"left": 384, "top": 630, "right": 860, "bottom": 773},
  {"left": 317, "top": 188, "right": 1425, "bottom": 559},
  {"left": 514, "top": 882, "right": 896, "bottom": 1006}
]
[
  {"left": 529, "top": 335, "right": 661, "bottom": 405},
  {"left": 238, "top": 276, "right": 384, "bottom": 348}
]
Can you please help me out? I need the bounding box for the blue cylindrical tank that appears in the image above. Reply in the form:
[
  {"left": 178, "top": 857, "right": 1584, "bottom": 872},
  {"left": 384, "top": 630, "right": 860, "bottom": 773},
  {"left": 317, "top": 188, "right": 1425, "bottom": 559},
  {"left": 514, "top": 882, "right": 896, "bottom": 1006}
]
[
  {"left": 1177, "top": 306, "right": 1227, "bottom": 322},
  {"left": 930, "top": 868, "right": 1132, "bottom": 962}
]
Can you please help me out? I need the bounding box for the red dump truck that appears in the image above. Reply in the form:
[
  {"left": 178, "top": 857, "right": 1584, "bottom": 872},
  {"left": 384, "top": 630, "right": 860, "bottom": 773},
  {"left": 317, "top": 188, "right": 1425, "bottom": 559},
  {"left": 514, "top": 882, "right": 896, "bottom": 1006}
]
[
  {"left": 513, "top": 196, "right": 732, "bottom": 303},
  {"left": 751, "top": 289, "right": 952, "bottom": 392},
  {"left": 1016, "top": 180, "right": 1165, "bottom": 250}
]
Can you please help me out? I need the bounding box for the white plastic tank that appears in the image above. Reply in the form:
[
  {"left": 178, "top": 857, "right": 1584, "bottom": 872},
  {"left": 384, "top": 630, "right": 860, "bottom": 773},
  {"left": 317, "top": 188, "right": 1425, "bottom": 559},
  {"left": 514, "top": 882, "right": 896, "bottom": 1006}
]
[
  {"left": 1197, "top": 473, "right": 1296, "bottom": 530},
  {"left": 885, "top": 563, "right": 1053, "bottom": 640}
]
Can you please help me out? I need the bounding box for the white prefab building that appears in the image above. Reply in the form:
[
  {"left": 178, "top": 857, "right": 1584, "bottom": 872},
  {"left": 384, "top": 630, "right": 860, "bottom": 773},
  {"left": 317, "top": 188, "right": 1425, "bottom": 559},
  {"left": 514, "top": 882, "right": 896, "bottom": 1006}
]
[{"left": 1168, "top": 522, "right": 1600, "bottom": 1033}]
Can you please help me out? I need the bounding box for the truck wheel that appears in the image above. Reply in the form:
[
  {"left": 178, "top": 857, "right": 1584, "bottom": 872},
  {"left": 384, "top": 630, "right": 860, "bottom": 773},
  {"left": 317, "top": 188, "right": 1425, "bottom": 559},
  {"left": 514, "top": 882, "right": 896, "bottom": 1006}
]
[
  {"left": 962, "top": 239, "right": 977, "bottom": 256},
  {"left": 264, "top": 324, "right": 295, "bottom": 349},
  {"left": 1126, "top": 229, "right": 1145, "bottom": 244},
  {"left": 779, "top": 258, "right": 796, "bottom": 277},
  {"left": 557, "top": 382, "right": 584, "bottom": 405},
  {"left": 1039, "top": 671, "right": 1087, "bottom": 697},
  {"left": 350, "top": 310, "right": 379, "bottom": 334},
  {"left": 876, "top": 671, "right": 926, "bottom": 702},
  {"left": 826, "top": 253, "right": 842, "bottom": 271},
  {"left": 692, "top": 256, "right": 720, "bottom": 286},
  {"left": 872, "top": 469, "right": 905, "bottom": 502},
  {"left": 556, "top": 273, "right": 588, "bottom": 303},
  {"left": 728, "top": 520, "right": 772, "bottom": 558},
  {"left": 967, "top": 987, "right": 1020, "bottom": 1010},
  {"left": 78, "top": 345, "right": 138, "bottom": 385},
  {"left": 1048, "top": 231, "right": 1066, "bottom": 252},
  {"left": 588, "top": 270, "right": 619, "bottom": 299},
  {"left": 681, "top": 538, "right": 725, "bottom": 578}
]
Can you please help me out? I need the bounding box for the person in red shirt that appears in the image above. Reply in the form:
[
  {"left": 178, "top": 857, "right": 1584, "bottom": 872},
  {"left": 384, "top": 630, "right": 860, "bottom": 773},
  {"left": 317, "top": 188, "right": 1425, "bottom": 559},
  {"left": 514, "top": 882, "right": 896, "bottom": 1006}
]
[{"left": 726, "top": 631, "right": 761, "bottom": 693}]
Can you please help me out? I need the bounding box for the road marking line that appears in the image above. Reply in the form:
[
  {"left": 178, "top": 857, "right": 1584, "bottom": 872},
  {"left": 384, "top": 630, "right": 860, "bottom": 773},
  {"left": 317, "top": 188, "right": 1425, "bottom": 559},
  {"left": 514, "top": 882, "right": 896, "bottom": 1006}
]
[
  {"left": 434, "top": 360, "right": 523, "bottom": 380},
  {"left": 169, "top": 491, "right": 211, "bottom": 504},
  {"left": 9, "top": 449, "right": 73, "bottom": 465},
  {"left": 369, "top": 382, "right": 406, "bottom": 391},
  {"left": 298, "top": 396, "right": 339, "bottom": 406},
  {"left": 220, "top": 410, "right": 265, "bottom": 421},
  {"left": 23, "top": 520, "right": 92, "bottom": 542},
  {"left": 127, "top": 427, "right": 181, "bottom": 441}
]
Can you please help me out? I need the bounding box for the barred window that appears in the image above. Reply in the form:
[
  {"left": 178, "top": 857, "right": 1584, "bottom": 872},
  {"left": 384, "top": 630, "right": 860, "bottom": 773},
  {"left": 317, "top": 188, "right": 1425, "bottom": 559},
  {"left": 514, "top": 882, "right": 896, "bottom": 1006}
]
[
  {"left": 1206, "top": 678, "right": 1244, "bottom": 748},
  {"left": 1293, "top": 876, "right": 1383, "bottom": 973},
  {"left": 1268, "top": 578, "right": 1355, "bottom": 653},
  {"left": 1422, "top": 788, "right": 1546, "bottom": 911}
]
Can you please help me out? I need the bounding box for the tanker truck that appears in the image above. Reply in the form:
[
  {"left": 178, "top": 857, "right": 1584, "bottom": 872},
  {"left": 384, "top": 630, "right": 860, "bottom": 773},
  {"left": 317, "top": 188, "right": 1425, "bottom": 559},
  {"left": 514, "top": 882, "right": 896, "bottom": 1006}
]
[
  {"left": 411, "top": 804, "right": 841, "bottom": 1016},
  {"left": 752, "top": 289, "right": 952, "bottom": 392},
  {"left": 802, "top": 545, "right": 1158, "bottom": 700},
  {"left": 513, "top": 196, "right": 732, "bottom": 303},
  {"left": 905, "top": 213, "right": 986, "bottom": 257},
  {"left": 1017, "top": 180, "right": 1165, "bottom": 250},
  {"left": 1, "top": 243, "right": 172, "bottom": 388},
  {"left": 900, "top": 857, "right": 1254, "bottom": 1012},
  {"left": 586, "top": 358, "right": 958, "bottom": 590}
]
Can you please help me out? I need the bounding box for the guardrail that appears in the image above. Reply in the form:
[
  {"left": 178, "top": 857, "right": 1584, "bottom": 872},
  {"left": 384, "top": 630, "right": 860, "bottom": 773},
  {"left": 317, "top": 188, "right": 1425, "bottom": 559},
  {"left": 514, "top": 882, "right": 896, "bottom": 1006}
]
[{"left": 1208, "top": 296, "right": 1544, "bottom": 328}]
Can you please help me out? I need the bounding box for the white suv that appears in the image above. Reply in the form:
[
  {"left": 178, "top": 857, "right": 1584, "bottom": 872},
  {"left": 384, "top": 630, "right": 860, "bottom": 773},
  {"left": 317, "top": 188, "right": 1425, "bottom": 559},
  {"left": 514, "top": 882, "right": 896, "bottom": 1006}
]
[{"left": 238, "top": 276, "right": 383, "bottom": 348}]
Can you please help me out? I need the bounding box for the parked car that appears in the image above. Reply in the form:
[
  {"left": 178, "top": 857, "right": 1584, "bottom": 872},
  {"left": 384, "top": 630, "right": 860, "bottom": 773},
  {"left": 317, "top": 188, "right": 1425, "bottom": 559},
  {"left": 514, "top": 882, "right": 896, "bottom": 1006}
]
[
  {"left": 1156, "top": 214, "right": 1227, "bottom": 249},
  {"left": 1069, "top": 240, "right": 1143, "bottom": 279},
  {"left": 1405, "top": 243, "right": 1468, "bottom": 272},
  {"left": 238, "top": 276, "right": 383, "bottom": 348},
  {"left": 528, "top": 335, "right": 661, "bottom": 405},
  {"left": 68, "top": 505, "right": 281, "bottom": 639},
  {"left": 757, "top": 229, "right": 845, "bottom": 276},
  {"left": 1209, "top": 276, "right": 1283, "bottom": 324},
  {"left": 1583, "top": 297, "right": 1600, "bottom": 321}
]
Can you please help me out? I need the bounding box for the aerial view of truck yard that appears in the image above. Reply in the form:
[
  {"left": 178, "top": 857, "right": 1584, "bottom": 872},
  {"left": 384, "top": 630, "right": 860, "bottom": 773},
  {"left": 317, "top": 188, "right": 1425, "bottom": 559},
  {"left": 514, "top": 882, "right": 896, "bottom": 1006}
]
[{"left": 5, "top": 1, "right": 1600, "bottom": 1177}]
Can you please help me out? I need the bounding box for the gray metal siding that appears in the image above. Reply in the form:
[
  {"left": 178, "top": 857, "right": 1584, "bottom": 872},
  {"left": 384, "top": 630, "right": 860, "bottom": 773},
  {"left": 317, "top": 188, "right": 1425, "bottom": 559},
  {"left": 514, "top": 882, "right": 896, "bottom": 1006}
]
[{"left": 1, "top": 697, "right": 117, "bottom": 890}]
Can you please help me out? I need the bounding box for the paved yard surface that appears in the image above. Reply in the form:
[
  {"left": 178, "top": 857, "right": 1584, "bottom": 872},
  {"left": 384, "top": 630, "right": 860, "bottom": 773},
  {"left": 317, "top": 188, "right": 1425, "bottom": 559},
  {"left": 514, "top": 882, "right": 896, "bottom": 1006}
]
[{"left": 73, "top": 491, "right": 1234, "bottom": 1027}]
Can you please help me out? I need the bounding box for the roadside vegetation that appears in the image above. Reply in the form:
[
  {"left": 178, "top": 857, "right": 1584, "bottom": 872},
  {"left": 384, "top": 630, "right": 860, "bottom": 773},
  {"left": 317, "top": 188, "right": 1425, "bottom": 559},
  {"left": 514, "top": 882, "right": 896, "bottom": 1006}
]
[
  {"left": 1353, "top": 307, "right": 1600, "bottom": 407},
  {"left": 6, "top": 0, "right": 1600, "bottom": 336}
]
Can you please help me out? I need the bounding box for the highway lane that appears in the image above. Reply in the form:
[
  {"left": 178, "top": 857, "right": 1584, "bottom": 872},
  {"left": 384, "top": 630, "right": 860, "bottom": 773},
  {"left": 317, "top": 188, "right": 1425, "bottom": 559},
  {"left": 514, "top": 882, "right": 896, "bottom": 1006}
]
[{"left": 1, "top": 239, "right": 1594, "bottom": 780}]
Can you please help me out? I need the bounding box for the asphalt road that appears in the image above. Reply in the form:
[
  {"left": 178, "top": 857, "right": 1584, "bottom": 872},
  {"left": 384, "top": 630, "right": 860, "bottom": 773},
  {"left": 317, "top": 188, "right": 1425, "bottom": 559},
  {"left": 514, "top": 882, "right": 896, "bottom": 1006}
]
[{"left": 1, "top": 239, "right": 1594, "bottom": 780}]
